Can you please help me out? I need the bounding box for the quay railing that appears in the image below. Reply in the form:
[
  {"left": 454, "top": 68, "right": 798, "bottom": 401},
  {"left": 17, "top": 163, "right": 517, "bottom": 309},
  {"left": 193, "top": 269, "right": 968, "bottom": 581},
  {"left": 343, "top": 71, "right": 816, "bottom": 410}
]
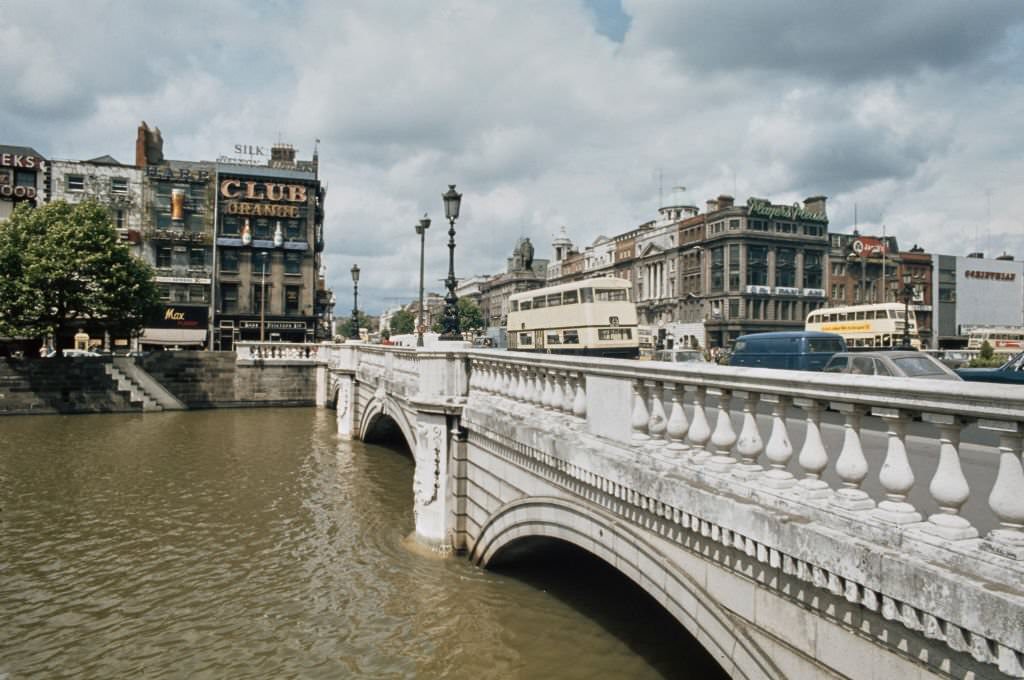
[{"left": 235, "top": 341, "right": 324, "bottom": 362}]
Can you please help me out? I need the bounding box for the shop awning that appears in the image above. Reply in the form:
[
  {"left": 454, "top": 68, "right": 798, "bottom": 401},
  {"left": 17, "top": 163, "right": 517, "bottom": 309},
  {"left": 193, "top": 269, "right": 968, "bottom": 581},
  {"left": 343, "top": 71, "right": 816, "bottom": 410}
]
[{"left": 140, "top": 328, "right": 207, "bottom": 346}]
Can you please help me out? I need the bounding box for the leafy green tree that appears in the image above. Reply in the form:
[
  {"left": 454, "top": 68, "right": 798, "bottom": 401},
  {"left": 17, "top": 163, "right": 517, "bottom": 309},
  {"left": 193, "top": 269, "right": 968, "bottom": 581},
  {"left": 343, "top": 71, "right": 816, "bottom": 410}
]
[
  {"left": 431, "top": 297, "right": 485, "bottom": 335},
  {"left": 390, "top": 308, "right": 416, "bottom": 335},
  {"left": 337, "top": 311, "right": 372, "bottom": 339},
  {"left": 0, "top": 200, "right": 160, "bottom": 351},
  {"left": 979, "top": 339, "right": 994, "bottom": 361}
]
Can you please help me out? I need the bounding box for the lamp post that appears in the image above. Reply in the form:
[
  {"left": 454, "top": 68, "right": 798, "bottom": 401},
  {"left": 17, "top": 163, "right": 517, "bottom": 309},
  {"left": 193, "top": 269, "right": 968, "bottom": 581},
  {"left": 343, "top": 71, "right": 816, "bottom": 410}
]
[
  {"left": 415, "top": 214, "right": 431, "bottom": 347},
  {"left": 259, "top": 251, "right": 268, "bottom": 343},
  {"left": 350, "top": 264, "right": 361, "bottom": 340},
  {"left": 439, "top": 184, "right": 463, "bottom": 341},
  {"left": 900, "top": 271, "right": 915, "bottom": 349}
]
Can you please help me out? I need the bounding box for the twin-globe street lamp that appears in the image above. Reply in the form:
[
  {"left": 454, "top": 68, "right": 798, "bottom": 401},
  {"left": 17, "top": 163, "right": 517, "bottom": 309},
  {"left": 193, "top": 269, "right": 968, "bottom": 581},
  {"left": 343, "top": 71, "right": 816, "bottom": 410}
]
[
  {"left": 439, "top": 184, "right": 463, "bottom": 341},
  {"left": 350, "top": 263, "right": 361, "bottom": 340}
]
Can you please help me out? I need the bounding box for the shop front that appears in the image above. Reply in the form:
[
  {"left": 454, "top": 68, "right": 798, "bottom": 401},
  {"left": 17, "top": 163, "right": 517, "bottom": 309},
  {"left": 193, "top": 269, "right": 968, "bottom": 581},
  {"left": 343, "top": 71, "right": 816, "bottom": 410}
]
[
  {"left": 140, "top": 304, "right": 209, "bottom": 349},
  {"left": 215, "top": 317, "right": 314, "bottom": 350}
]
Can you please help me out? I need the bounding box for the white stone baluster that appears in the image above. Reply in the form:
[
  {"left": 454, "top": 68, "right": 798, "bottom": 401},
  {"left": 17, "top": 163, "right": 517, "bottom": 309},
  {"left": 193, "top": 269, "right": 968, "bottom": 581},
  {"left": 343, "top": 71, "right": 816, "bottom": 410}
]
[
  {"left": 646, "top": 380, "right": 667, "bottom": 448},
  {"left": 572, "top": 373, "right": 587, "bottom": 420},
  {"left": 549, "top": 372, "right": 565, "bottom": 414},
  {"left": 514, "top": 366, "right": 528, "bottom": 402},
  {"left": 559, "top": 372, "right": 573, "bottom": 414},
  {"left": 762, "top": 395, "right": 795, "bottom": 489},
  {"left": 665, "top": 383, "right": 690, "bottom": 454},
  {"left": 540, "top": 370, "right": 553, "bottom": 409},
  {"left": 531, "top": 370, "right": 544, "bottom": 407},
  {"left": 982, "top": 422, "right": 1024, "bottom": 560},
  {"left": 733, "top": 391, "right": 764, "bottom": 479},
  {"left": 501, "top": 365, "right": 513, "bottom": 397},
  {"left": 873, "top": 408, "right": 921, "bottom": 525},
  {"left": 687, "top": 386, "right": 712, "bottom": 464},
  {"left": 794, "top": 398, "right": 831, "bottom": 499},
  {"left": 921, "top": 414, "right": 978, "bottom": 540},
  {"left": 831, "top": 404, "right": 874, "bottom": 511},
  {"left": 706, "top": 389, "right": 738, "bottom": 473},
  {"left": 631, "top": 380, "right": 651, "bottom": 443}
]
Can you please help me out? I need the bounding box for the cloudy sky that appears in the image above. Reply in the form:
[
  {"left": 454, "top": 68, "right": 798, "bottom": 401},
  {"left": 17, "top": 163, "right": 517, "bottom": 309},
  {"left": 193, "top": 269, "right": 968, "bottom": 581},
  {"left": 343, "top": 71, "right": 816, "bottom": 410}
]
[{"left": 3, "top": 1, "right": 1023, "bottom": 313}]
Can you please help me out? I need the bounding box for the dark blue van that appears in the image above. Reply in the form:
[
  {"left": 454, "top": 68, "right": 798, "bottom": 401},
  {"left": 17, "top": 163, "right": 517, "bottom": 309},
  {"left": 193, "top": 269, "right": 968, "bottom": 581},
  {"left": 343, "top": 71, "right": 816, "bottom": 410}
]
[{"left": 729, "top": 331, "right": 846, "bottom": 371}]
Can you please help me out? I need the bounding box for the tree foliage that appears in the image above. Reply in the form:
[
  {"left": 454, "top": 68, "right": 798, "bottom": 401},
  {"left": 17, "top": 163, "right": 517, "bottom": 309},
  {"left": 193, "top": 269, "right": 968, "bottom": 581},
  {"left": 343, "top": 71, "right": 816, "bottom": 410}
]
[
  {"left": 336, "top": 311, "right": 372, "bottom": 339},
  {"left": 390, "top": 308, "right": 416, "bottom": 335},
  {"left": 0, "top": 200, "right": 160, "bottom": 349},
  {"left": 431, "top": 297, "right": 485, "bottom": 334}
]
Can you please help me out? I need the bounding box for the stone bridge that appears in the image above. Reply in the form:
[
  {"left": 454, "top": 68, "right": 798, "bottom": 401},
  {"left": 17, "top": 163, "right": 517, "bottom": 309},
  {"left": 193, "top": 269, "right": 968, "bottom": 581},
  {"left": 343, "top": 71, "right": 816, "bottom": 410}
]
[{"left": 283, "top": 341, "right": 1024, "bottom": 678}]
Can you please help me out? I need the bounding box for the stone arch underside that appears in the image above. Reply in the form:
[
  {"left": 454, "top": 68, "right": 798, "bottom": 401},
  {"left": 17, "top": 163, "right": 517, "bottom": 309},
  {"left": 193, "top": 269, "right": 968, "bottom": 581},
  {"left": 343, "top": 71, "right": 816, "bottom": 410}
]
[
  {"left": 471, "top": 496, "right": 782, "bottom": 680},
  {"left": 357, "top": 391, "right": 418, "bottom": 453}
]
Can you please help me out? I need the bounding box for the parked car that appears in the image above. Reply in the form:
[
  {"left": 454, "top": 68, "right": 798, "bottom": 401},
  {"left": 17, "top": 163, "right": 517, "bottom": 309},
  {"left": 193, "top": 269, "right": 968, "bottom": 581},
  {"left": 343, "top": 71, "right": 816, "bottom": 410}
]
[
  {"left": 653, "top": 348, "right": 706, "bottom": 363},
  {"left": 46, "top": 349, "right": 102, "bottom": 358},
  {"left": 956, "top": 351, "right": 1024, "bottom": 384},
  {"left": 728, "top": 331, "right": 846, "bottom": 371},
  {"left": 823, "top": 350, "right": 961, "bottom": 381}
]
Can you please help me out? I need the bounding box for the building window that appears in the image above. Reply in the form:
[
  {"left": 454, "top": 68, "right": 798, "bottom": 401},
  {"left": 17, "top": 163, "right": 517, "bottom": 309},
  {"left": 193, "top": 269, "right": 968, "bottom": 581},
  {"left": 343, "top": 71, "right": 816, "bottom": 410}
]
[
  {"left": 189, "top": 184, "right": 206, "bottom": 201},
  {"left": 111, "top": 177, "right": 129, "bottom": 194},
  {"left": 14, "top": 169, "right": 34, "bottom": 187},
  {"left": 115, "top": 210, "right": 125, "bottom": 230},
  {"left": 254, "top": 218, "right": 271, "bottom": 240},
  {"left": 747, "top": 246, "right": 768, "bottom": 286},
  {"left": 156, "top": 247, "right": 172, "bottom": 268},
  {"left": 189, "top": 248, "right": 205, "bottom": 268},
  {"left": 221, "top": 284, "right": 238, "bottom": 313},
  {"left": 803, "top": 251, "right": 823, "bottom": 289},
  {"left": 775, "top": 248, "right": 796, "bottom": 287},
  {"left": 222, "top": 216, "right": 240, "bottom": 236},
  {"left": 189, "top": 285, "right": 208, "bottom": 303},
  {"left": 710, "top": 247, "right": 724, "bottom": 292},
  {"left": 158, "top": 284, "right": 171, "bottom": 301},
  {"left": 728, "top": 299, "right": 740, "bottom": 319},
  {"left": 285, "top": 220, "right": 302, "bottom": 239},
  {"left": 750, "top": 299, "right": 763, "bottom": 320},
  {"left": 285, "top": 286, "right": 300, "bottom": 315},
  {"left": 220, "top": 249, "right": 239, "bottom": 273},
  {"left": 728, "top": 244, "right": 741, "bottom": 291},
  {"left": 66, "top": 175, "right": 85, "bottom": 192},
  {"left": 284, "top": 252, "right": 301, "bottom": 275},
  {"left": 729, "top": 219, "right": 740, "bottom": 230}
]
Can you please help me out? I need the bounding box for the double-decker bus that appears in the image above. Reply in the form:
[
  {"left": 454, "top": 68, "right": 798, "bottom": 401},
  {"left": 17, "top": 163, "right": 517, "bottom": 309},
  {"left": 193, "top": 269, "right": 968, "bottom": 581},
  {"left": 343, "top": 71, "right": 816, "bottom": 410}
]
[
  {"left": 805, "top": 302, "right": 920, "bottom": 350},
  {"left": 506, "top": 277, "right": 639, "bottom": 358},
  {"left": 967, "top": 327, "right": 1024, "bottom": 354}
]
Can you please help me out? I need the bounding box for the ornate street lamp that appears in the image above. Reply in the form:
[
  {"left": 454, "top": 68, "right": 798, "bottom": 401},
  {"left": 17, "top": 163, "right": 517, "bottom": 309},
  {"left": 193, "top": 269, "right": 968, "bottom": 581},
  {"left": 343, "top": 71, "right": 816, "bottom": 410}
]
[
  {"left": 439, "top": 184, "right": 463, "bottom": 341},
  {"left": 415, "top": 214, "right": 431, "bottom": 347},
  {"left": 350, "top": 264, "right": 361, "bottom": 340},
  {"left": 900, "top": 271, "right": 915, "bottom": 349}
]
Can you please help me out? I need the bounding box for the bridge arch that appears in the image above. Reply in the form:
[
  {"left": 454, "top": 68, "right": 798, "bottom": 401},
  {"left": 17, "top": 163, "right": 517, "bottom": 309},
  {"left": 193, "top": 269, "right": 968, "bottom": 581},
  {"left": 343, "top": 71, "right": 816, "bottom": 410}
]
[
  {"left": 472, "top": 497, "right": 780, "bottom": 680},
  {"left": 357, "top": 390, "right": 418, "bottom": 453}
]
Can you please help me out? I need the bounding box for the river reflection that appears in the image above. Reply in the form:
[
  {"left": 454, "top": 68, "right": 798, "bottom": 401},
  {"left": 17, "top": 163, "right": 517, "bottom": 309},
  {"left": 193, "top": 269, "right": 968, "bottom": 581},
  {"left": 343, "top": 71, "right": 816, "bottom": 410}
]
[{"left": 0, "top": 408, "right": 725, "bottom": 679}]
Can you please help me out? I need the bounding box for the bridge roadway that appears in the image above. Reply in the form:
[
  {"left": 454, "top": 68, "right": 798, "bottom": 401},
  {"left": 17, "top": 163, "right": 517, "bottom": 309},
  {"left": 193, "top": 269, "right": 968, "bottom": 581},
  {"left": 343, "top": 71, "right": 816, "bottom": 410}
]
[{"left": 242, "top": 341, "right": 1024, "bottom": 679}]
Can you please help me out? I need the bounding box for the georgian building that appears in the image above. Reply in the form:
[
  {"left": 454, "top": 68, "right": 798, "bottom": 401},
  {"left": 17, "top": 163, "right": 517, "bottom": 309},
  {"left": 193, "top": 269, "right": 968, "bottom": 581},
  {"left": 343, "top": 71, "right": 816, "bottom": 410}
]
[
  {"left": 633, "top": 204, "right": 698, "bottom": 327},
  {"left": 49, "top": 156, "right": 145, "bottom": 256}
]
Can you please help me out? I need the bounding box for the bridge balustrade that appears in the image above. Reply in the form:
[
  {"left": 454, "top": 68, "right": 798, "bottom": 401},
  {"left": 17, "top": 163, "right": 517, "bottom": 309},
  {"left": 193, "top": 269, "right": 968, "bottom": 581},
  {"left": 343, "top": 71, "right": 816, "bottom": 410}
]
[{"left": 467, "top": 352, "right": 1024, "bottom": 557}]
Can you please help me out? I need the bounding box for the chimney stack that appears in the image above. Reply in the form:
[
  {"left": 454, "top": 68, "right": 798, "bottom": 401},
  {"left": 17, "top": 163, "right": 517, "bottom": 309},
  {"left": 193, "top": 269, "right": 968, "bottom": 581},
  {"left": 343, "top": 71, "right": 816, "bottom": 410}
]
[
  {"left": 706, "top": 198, "right": 719, "bottom": 213},
  {"left": 803, "top": 195, "right": 828, "bottom": 218},
  {"left": 270, "top": 143, "right": 296, "bottom": 167},
  {"left": 716, "top": 194, "right": 734, "bottom": 209}
]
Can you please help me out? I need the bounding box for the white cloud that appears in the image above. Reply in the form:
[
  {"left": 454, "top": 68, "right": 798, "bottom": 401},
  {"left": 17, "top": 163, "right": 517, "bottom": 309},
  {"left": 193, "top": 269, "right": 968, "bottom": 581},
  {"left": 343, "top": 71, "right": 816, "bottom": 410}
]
[{"left": 2, "top": 1, "right": 1024, "bottom": 311}]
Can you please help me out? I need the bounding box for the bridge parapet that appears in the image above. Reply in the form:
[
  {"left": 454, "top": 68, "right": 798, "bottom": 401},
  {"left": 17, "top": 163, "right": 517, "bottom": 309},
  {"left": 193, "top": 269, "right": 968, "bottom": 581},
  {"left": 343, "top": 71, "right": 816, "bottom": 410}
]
[
  {"left": 236, "top": 341, "right": 326, "bottom": 363},
  {"left": 465, "top": 351, "right": 1024, "bottom": 677}
]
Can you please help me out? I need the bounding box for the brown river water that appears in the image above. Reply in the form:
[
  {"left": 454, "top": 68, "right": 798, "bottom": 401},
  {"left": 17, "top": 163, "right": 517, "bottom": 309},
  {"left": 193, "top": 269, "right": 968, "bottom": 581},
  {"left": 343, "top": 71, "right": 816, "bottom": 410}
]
[{"left": 0, "top": 408, "right": 726, "bottom": 679}]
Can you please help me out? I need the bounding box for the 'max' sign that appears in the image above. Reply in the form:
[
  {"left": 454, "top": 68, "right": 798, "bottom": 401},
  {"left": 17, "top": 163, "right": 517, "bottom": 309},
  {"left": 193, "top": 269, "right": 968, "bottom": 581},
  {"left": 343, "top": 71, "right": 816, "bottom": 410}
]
[{"left": 220, "top": 179, "right": 307, "bottom": 202}]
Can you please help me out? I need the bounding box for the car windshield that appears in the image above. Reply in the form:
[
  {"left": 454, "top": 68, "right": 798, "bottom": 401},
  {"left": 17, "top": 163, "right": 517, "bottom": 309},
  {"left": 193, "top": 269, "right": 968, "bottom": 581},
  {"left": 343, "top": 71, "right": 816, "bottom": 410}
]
[{"left": 891, "top": 356, "right": 945, "bottom": 377}]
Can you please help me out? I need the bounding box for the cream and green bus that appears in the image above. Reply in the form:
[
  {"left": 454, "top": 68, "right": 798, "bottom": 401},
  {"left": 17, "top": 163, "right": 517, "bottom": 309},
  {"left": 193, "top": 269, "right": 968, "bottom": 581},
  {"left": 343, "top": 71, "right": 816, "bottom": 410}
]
[
  {"left": 506, "top": 277, "right": 639, "bottom": 358},
  {"left": 805, "top": 302, "right": 920, "bottom": 349}
]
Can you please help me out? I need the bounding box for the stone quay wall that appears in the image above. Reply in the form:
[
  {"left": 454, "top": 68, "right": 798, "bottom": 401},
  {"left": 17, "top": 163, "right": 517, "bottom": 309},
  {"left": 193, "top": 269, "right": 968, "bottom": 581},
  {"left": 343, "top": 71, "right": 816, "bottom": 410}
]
[{"left": 0, "top": 352, "right": 317, "bottom": 415}]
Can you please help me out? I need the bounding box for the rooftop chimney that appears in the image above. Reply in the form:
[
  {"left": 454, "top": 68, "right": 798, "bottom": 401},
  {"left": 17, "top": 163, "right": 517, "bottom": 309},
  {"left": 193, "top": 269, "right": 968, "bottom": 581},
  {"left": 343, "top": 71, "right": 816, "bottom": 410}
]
[
  {"left": 135, "top": 121, "right": 163, "bottom": 168},
  {"left": 716, "top": 194, "right": 734, "bottom": 209},
  {"left": 803, "top": 195, "right": 828, "bottom": 218},
  {"left": 706, "top": 198, "right": 719, "bottom": 213}
]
